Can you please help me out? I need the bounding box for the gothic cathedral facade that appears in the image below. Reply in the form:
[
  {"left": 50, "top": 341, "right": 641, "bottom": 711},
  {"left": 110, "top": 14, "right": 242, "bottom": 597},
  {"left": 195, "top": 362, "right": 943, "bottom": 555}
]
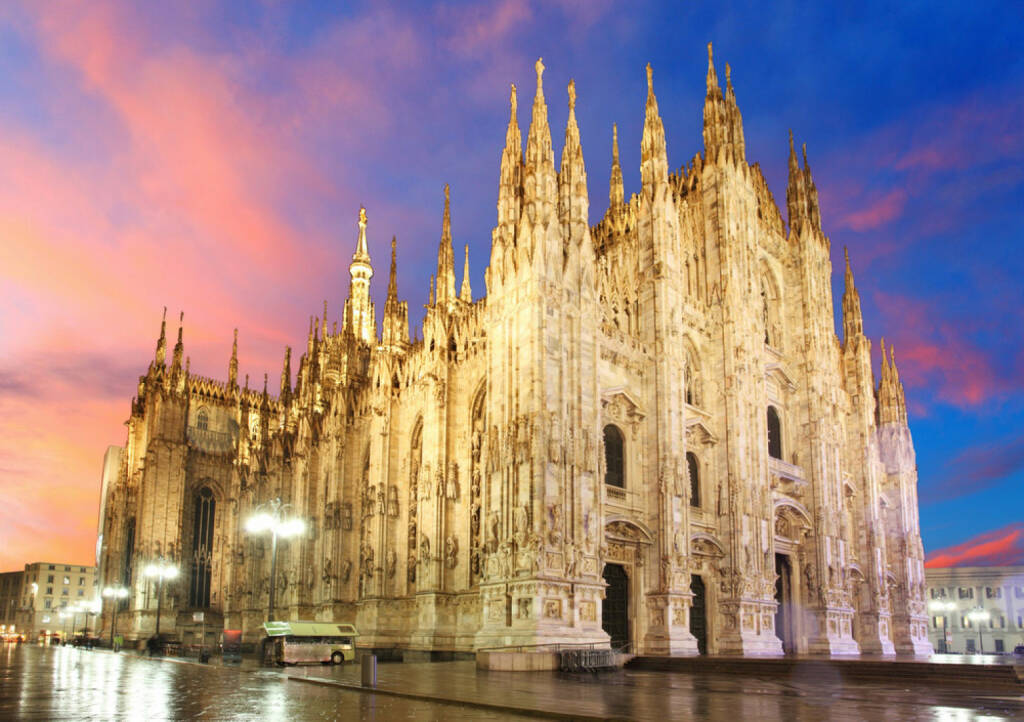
[{"left": 98, "top": 47, "right": 933, "bottom": 657}]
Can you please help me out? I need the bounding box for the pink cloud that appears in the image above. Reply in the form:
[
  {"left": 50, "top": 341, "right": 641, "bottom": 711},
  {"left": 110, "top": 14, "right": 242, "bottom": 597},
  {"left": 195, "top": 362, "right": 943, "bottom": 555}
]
[
  {"left": 872, "top": 291, "right": 1022, "bottom": 409},
  {"left": 925, "top": 523, "right": 1024, "bottom": 568},
  {"left": 923, "top": 435, "right": 1024, "bottom": 503},
  {"left": 441, "top": 0, "right": 534, "bottom": 57},
  {"left": 837, "top": 188, "right": 907, "bottom": 231}
]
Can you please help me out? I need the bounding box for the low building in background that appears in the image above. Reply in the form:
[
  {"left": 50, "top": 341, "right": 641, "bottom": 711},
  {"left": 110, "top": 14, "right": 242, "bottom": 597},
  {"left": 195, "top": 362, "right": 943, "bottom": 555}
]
[
  {"left": 924, "top": 566, "right": 1024, "bottom": 654},
  {"left": 5, "top": 562, "right": 99, "bottom": 642},
  {"left": 0, "top": 571, "right": 25, "bottom": 637}
]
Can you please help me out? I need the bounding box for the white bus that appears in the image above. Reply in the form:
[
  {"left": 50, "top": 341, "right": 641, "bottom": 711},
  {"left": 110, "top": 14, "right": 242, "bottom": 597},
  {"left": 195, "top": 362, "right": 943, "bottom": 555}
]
[{"left": 261, "top": 621, "right": 359, "bottom": 666}]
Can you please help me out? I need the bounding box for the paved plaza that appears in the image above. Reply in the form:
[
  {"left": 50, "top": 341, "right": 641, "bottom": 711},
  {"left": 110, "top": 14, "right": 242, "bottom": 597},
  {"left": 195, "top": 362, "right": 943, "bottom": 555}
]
[{"left": 1, "top": 643, "right": 1022, "bottom": 720}]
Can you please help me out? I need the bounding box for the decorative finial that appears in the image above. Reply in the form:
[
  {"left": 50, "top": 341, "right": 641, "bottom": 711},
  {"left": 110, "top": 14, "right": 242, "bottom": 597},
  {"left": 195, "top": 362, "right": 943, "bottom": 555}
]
[
  {"left": 535, "top": 57, "right": 544, "bottom": 86},
  {"left": 568, "top": 79, "right": 576, "bottom": 111},
  {"left": 646, "top": 62, "right": 653, "bottom": 93},
  {"left": 510, "top": 83, "right": 517, "bottom": 114},
  {"left": 444, "top": 183, "right": 450, "bottom": 204},
  {"left": 707, "top": 42, "right": 713, "bottom": 63},
  {"left": 359, "top": 206, "right": 367, "bottom": 227},
  {"left": 612, "top": 123, "right": 619, "bottom": 161},
  {"left": 725, "top": 62, "right": 732, "bottom": 87}
]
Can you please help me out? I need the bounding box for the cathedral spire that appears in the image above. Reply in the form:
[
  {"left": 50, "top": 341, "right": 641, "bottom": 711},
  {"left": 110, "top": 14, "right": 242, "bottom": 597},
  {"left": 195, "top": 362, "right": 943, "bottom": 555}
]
[
  {"left": 154, "top": 307, "right": 167, "bottom": 367},
  {"left": 609, "top": 123, "right": 624, "bottom": 208},
  {"left": 387, "top": 236, "right": 398, "bottom": 300},
  {"left": 787, "top": 134, "right": 822, "bottom": 238},
  {"left": 228, "top": 328, "right": 239, "bottom": 388},
  {"left": 497, "top": 82, "right": 523, "bottom": 229},
  {"left": 641, "top": 62, "right": 668, "bottom": 194},
  {"left": 382, "top": 236, "right": 410, "bottom": 348},
  {"left": 559, "top": 78, "right": 588, "bottom": 233},
  {"left": 842, "top": 248, "right": 864, "bottom": 344},
  {"left": 702, "top": 43, "right": 745, "bottom": 166},
  {"left": 280, "top": 346, "right": 292, "bottom": 403},
  {"left": 171, "top": 312, "right": 184, "bottom": 372},
  {"left": 436, "top": 184, "right": 456, "bottom": 306},
  {"left": 706, "top": 41, "right": 719, "bottom": 93},
  {"left": 460, "top": 244, "right": 472, "bottom": 303},
  {"left": 523, "top": 57, "right": 556, "bottom": 218},
  {"left": 345, "top": 206, "right": 376, "bottom": 343}
]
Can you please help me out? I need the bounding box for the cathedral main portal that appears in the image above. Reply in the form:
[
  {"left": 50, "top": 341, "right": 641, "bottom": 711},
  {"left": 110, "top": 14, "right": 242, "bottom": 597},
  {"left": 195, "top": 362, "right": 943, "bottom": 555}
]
[{"left": 602, "top": 563, "right": 629, "bottom": 651}]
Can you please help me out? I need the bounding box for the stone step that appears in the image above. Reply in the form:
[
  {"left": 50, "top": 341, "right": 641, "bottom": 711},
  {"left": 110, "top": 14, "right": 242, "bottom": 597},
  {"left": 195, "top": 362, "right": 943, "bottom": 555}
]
[{"left": 628, "top": 656, "right": 1023, "bottom": 689}]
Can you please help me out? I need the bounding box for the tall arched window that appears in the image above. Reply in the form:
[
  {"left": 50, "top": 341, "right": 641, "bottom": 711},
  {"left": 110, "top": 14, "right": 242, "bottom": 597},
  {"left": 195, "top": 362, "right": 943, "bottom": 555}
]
[
  {"left": 687, "top": 452, "right": 700, "bottom": 508},
  {"left": 122, "top": 518, "right": 136, "bottom": 587},
  {"left": 767, "top": 406, "right": 783, "bottom": 460},
  {"left": 189, "top": 487, "right": 215, "bottom": 608},
  {"left": 604, "top": 425, "right": 625, "bottom": 488},
  {"left": 196, "top": 408, "right": 209, "bottom": 431}
]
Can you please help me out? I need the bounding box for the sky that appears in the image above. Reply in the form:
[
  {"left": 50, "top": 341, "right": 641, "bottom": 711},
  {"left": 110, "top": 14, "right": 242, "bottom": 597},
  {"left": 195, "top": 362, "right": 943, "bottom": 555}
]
[{"left": 0, "top": 1, "right": 1022, "bottom": 572}]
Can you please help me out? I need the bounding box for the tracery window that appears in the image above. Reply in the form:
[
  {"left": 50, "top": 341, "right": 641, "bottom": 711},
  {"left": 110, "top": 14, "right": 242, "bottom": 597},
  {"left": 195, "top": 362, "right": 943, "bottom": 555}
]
[
  {"left": 687, "top": 452, "right": 700, "bottom": 508},
  {"left": 604, "top": 425, "right": 625, "bottom": 488},
  {"left": 684, "top": 349, "right": 702, "bottom": 407},
  {"left": 196, "top": 408, "right": 209, "bottom": 431},
  {"left": 767, "top": 406, "right": 783, "bottom": 460},
  {"left": 189, "top": 487, "right": 215, "bottom": 608}
]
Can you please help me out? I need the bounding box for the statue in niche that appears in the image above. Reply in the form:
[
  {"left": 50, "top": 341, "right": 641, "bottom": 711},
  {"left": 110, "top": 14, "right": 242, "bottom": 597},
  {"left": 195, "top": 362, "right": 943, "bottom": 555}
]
[
  {"left": 488, "top": 512, "right": 501, "bottom": 551},
  {"left": 470, "top": 548, "right": 481, "bottom": 577},
  {"left": 547, "top": 503, "right": 563, "bottom": 545},
  {"left": 445, "top": 536, "right": 458, "bottom": 569},
  {"left": 420, "top": 534, "right": 430, "bottom": 561},
  {"left": 322, "top": 558, "right": 333, "bottom": 583},
  {"left": 471, "top": 469, "right": 481, "bottom": 499},
  {"left": 407, "top": 554, "right": 417, "bottom": 583},
  {"left": 388, "top": 485, "right": 399, "bottom": 517},
  {"left": 341, "top": 560, "right": 352, "bottom": 583},
  {"left": 471, "top": 501, "right": 481, "bottom": 538},
  {"left": 436, "top": 467, "right": 445, "bottom": 498},
  {"left": 386, "top": 549, "right": 397, "bottom": 579},
  {"left": 513, "top": 503, "right": 530, "bottom": 543},
  {"left": 548, "top": 413, "right": 561, "bottom": 463},
  {"left": 376, "top": 486, "right": 385, "bottom": 516},
  {"left": 446, "top": 462, "right": 458, "bottom": 500},
  {"left": 342, "top": 502, "right": 353, "bottom": 531}
]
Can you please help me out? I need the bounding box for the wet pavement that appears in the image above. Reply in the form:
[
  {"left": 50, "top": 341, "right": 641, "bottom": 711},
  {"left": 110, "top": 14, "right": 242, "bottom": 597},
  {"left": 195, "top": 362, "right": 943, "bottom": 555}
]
[
  {"left": 2, "top": 642, "right": 1022, "bottom": 720},
  {"left": 0, "top": 644, "right": 527, "bottom": 720},
  {"left": 297, "top": 658, "right": 1024, "bottom": 721}
]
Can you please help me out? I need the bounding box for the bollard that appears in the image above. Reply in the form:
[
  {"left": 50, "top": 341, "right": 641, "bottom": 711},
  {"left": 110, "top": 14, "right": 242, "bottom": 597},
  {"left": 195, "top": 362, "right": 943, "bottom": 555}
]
[{"left": 360, "top": 653, "right": 377, "bottom": 687}]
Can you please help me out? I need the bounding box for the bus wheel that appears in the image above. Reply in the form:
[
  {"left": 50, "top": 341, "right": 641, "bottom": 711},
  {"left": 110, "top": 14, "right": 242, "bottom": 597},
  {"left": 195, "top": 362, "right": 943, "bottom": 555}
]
[{"left": 331, "top": 652, "right": 344, "bottom": 665}]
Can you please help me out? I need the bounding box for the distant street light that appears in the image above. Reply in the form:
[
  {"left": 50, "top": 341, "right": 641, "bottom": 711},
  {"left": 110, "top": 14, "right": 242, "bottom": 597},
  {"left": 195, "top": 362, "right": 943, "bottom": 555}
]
[
  {"left": 144, "top": 560, "right": 178, "bottom": 637},
  {"left": 102, "top": 586, "right": 130, "bottom": 649},
  {"left": 245, "top": 497, "right": 305, "bottom": 622},
  {"left": 927, "top": 600, "right": 956, "bottom": 652},
  {"left": 967, "top": 607, "right": 990, "bottom": 654}
]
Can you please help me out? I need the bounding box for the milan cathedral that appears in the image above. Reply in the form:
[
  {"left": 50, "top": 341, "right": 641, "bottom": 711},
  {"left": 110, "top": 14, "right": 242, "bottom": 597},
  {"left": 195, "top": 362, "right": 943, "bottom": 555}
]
[{"left": 97, "top": 46, "right": 933, "bottom": 657}]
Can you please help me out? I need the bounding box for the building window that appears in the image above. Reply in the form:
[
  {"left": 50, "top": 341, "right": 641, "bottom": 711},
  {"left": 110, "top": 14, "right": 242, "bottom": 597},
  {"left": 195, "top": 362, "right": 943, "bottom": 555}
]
[
  {"left": 687, "top": 452, "right": 700, "bottom": 508},
  {"left": 78, "top": 577, "right": 84, "bottom": 586},
  {"left": 767, "top": 406, "right": 782, "bottom": 460},
  {"left": 44, "top": 599, "right": 51, "bottom": 609},
  {"left": 966, "top": 638, "right": 976, "bottom": 653},
  {"left": 61, "top": 589, "right": 68, "bottom": 596},
  {"left": 48, "top": 565, "right": 54, "bottom": 570},
  {"left": 123, "top": 518, "right": 136, "bottom": 587},
  {"left": 63, "top": 576, "right": 69, "bottom": 585},
  {"left": 45, "top": 587, "right": 52, "bottom": 595},
  {"left": 603, "top": 425, "right": 625, "bottom": 489},
  {"left": 986, "top": 587, "right": 1002, "bottom": 599},
  {"left": 962, "top": 615, "right": 970, "bottom": 628},
  {"left": 196, "top": 408, "right": 209, "bottom": 431},
  {"left": 47, "top": 575, "right": 53, "bottom": 584},
  {"left": 995, "top": 639, "right": 1005, "bottom": 653},
  {"left": 64, "top": 566, "right": 70, "bottom": 572},
  {"left": 77, "top": 590, "right": 83, "bottom": 597},
  {"left": 189, "top": 486, "right": 216, "bottom": 608},
  {"left": 932, "top": 616, "right": 945, "bottom": 629},
  {"left": 1015, "top": 586, "right": 1024, "bottom": 599},
  {"left": 958, "top": 587, "right": 973, "bottom": 599}
]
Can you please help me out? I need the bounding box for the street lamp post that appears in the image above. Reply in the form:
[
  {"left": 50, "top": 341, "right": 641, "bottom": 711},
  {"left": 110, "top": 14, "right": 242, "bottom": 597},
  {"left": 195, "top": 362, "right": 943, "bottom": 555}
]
[
  {"left": 967, "top": 607, "right": 990, "bottom": 654},
  {"left": 927, "top": 600, "right": 956, "bottom": 652},
  {"left": 103, "top": 586, "right": 130, "bottom": 649},
  {"left": 245, "top": 498, "right": 305, "bottom": 622},
  {"left": 144, "top": 560, "right": 179, "bottom": 637}
]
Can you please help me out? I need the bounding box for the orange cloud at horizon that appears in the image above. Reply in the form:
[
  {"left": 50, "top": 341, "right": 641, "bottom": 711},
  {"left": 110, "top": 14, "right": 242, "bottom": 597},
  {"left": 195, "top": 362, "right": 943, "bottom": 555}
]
[{"left": 925, "top": 523, "right": 1024, "bottom": 569}]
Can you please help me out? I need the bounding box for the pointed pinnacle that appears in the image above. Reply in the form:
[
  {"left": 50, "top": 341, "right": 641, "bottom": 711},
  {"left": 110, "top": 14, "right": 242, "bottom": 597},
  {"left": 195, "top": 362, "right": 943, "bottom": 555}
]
[
  {"left": 510, "top": 83, "right": 517, "bottom": 116},
  {"left": 568, "top": 78, "right": 576, "bottom": 112},
  {"left": 535, "top": 57, "right": 544, "bottom": 91},
  {"left": 646, "top": 62, "right": 654, "bottom": 94},
  {"left": 612, "top": 123, "right": 620, "bottom": 162}
]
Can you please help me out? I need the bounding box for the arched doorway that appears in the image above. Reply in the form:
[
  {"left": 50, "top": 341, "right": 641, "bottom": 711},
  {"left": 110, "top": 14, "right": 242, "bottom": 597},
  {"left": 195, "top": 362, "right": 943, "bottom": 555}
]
[
  {"left": 690, "top": 574, "right": 707, "bottom": 654},
  {"left": 602, "top": 564, "right": 629, "bottom": 650},
  {"left": 774, "top": 553, "right": 794, "bottom": 654}
]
